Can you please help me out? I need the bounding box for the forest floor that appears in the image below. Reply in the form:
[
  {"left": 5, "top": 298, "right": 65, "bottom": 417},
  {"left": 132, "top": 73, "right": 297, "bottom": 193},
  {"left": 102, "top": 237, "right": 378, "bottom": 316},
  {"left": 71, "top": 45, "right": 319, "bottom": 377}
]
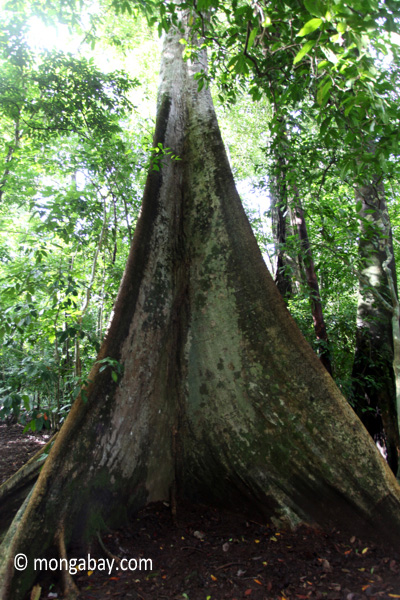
[
  {"left": 1, "top": 423, "right": 400, "bottom": 600},
  {"left": 0, "top": 422, "right": 50, "bottom": 485}
]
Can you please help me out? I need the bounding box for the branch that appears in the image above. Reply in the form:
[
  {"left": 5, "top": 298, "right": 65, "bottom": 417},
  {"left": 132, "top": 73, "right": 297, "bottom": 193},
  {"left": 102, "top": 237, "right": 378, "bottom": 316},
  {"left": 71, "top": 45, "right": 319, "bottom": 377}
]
[{"left": 315, "top": 156, "right": 336, "bottom": 206}]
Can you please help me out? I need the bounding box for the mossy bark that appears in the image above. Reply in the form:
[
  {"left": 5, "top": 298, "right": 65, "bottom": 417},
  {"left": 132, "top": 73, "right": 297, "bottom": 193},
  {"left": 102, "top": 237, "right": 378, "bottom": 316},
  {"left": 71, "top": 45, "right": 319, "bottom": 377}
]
[
  {"left": 1, "top": 23, "right": 400, "bottom": 600},
  {"left": 352, "top": 181, "right": 400, "bottom": 475}
]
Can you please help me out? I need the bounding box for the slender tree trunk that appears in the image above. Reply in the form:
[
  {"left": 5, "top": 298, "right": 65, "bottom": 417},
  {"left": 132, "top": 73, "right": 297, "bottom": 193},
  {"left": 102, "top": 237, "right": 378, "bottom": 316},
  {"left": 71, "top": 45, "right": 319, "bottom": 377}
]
[
  {"left": 270, "top": 161, "right": 293, "bottom": 300},
  {"left": 1, "top": 22, "right": 400, "bottom": 600},
  {"left": 352, "top": 179, "right": 400, "bottom": 475},
  {"left": 75, "top": 195, "right": 109, "bottom": 379},
  {"left": 293, "top": 192, "right": 333, "bottom": 375},
  {"left": 0, "top": 116, "right": 21, "bottom": 203},
  {"left": 269, "top": 122, "right": 331, "bottom": 376},
  {"left": 97, "top": 264, "right": 107, "bottom": 339}
]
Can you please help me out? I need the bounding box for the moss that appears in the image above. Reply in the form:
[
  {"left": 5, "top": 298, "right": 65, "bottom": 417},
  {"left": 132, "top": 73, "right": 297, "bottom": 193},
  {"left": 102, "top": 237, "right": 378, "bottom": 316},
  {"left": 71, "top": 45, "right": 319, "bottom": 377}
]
[
  {"left": 143, "top": 263, "right": 170, "bottom": 328},
  {"left": 194, "top": 292, "right": 207, "bottom": 310}
]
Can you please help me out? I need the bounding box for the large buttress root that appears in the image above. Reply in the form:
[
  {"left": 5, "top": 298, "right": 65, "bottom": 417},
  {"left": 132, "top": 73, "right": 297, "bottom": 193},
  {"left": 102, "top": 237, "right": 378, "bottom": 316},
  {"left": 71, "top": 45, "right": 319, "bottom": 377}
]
[{"left": 1, "top": 21, "right": 400, "bottom": 600}]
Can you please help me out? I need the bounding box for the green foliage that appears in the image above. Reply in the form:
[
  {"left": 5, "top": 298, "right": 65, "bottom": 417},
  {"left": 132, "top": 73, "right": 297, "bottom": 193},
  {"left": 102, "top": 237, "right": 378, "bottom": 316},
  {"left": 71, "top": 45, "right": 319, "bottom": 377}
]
[
  {"left": 0, "top": 9, "right": 151, "bottom": 430},
  {"left": 97, "top": 357, "right": 124, "bottom": 383},
  {"left": 144, "top": 141, "right": 182, "bottom": 172}
]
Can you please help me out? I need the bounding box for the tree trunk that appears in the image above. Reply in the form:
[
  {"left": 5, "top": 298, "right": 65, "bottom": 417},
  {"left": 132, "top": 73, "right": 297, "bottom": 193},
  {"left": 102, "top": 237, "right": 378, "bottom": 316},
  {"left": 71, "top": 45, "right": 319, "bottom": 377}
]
[
  {"left": 352, "top": 180, "right": 400, "bottom": 475},
  {"left": 0, "top": 115, "right": 21, "bottom": 204},
  {"left": 269, "top": 125, "right": 331, "bottom": 375},
  {"left": 270, "top": 162, "right": 293, "bottom": 300},
  {"left": 1, "top": 22, "right": 400, "bottom": 600},
  {"left": 293, "top": 193, "right": 333, "bottom": 375}
]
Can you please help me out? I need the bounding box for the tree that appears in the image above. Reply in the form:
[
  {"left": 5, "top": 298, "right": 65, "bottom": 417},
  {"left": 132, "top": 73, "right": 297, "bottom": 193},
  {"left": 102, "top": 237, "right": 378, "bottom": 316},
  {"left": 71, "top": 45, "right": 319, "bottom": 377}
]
[
  {"left": 269, "top": 151, "right": 333, "bottom": 374},
  {"left": 352, "top": 178, "right": 400, "bottom": 475},
  {"left": 270, "top": 167, "right": 293, "bottom": 299},
  {"left": 184, "top": 0, "right": 400, "bottom": 386},
  {"left": 0, "top": 14, "right": 145, "bottom": 429},
  {"left": 268, "top": 119, "right": 333, "bottom": 373},
  {"left": 292, "top": 194, "right": 333, "bottom": 375},
  {"left": 1, "top": 16, "right": 400, "bottom": 599}
]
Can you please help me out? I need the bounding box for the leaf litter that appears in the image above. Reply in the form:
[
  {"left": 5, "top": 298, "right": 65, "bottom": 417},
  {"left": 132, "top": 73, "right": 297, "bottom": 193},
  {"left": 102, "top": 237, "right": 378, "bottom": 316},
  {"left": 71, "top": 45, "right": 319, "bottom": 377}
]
[{"left": 1, "top": 424, "right": 399, "bottom": 600}]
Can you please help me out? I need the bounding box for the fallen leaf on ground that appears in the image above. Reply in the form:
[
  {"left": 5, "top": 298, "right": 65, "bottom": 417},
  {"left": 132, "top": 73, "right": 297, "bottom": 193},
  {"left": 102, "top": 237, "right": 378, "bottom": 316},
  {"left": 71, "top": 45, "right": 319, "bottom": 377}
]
[{"left": 30, "top": 585, "right": 41, "bottom": 600}]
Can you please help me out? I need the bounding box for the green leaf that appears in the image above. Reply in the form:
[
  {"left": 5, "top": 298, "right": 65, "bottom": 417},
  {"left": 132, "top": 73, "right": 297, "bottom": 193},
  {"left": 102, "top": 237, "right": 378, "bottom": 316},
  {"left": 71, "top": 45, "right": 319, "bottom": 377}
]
[
  {"left": 356, "top": 200, "right": 363, "bottom": 212},
  {"left": 320, "top": 116, "right": 332, "bottom": 136},
  {"left": 317, "top": 59, "right": 329, "bottom": 70},
  {"left": 197, "top": 0, "right": 214, "bottom": 9},
  {"left": 304, "top": 0, "right": 324, "bottom": 17},
  {"left": 227, "top": 55, "right": 239, "bottom": 71},
  {"left": 293, "top": 40, "right": 316, "bottom": 64},
  {"left": 235, "top": 54, "right": 249, "bottom": 75},
  {"left": 247, "top": 27, "right": 258, "bottom": 49},
  {"left": 23, "top": 395, "right": 30, "bottom": 411},
  {"left": 379, "top": 153, "right": 388, "bottom": 172},
  {"left": 317, "top": 79, "right": 332, "bottom": 105},
  {"left": 297, "top": 18, "right": 323, "bottom": 37},
  {"left": 340, "top": 160, "right": 351, "bottom": 181},
  {"left": 344, "top": 97, "right": 359, "bottom": 117},
  {"left": 111, "top": 371, "right": 118, "bottom": 383}
]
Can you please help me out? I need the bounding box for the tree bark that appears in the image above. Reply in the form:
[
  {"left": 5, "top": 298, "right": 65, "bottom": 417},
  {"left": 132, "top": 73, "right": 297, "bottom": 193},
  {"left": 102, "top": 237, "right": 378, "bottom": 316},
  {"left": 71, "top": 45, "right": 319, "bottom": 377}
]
[
  {"left": 269, "top": 122, "right": 331, "bottom": 374},
  {"left": 0, "top": 115, "right": 21, "bottom": 204},
  {"left": 293, "top": 193, "right": 333, "bottom": 375},
  {"left": 352, "top": 180, "right": 400, "bottom": 475},
  {"left": 1, "top": 22, "right": 400, "bottom": 600},
  {"left": 270, "top": 162, "right": 293, "bottom": 300}
]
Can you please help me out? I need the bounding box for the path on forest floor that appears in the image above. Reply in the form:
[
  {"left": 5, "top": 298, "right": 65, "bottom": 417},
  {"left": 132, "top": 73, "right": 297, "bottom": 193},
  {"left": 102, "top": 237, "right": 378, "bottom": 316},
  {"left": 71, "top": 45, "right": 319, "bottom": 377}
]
[{"left": 0, "top": 422, "right": 49, "bottom": 484}]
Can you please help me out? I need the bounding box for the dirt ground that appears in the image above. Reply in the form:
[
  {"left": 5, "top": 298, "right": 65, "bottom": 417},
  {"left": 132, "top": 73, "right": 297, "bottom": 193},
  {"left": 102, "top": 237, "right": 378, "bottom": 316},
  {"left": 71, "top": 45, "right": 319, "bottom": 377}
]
[
  {"left": 0, "top": 422, "right": 50, "bottom": 484},
  {"left": 1, "top": 423, "right": 400, "bottom": 600}
]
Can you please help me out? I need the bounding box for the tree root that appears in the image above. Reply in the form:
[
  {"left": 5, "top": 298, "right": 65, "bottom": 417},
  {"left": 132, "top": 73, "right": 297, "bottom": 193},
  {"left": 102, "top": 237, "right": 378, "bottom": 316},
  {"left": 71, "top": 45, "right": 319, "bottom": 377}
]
[
  {"left": 56, "top": 522, "right": 80, "bottom": 599},
  {"left": 96, "top": 531, "right": 121, "bottom": 565}
]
